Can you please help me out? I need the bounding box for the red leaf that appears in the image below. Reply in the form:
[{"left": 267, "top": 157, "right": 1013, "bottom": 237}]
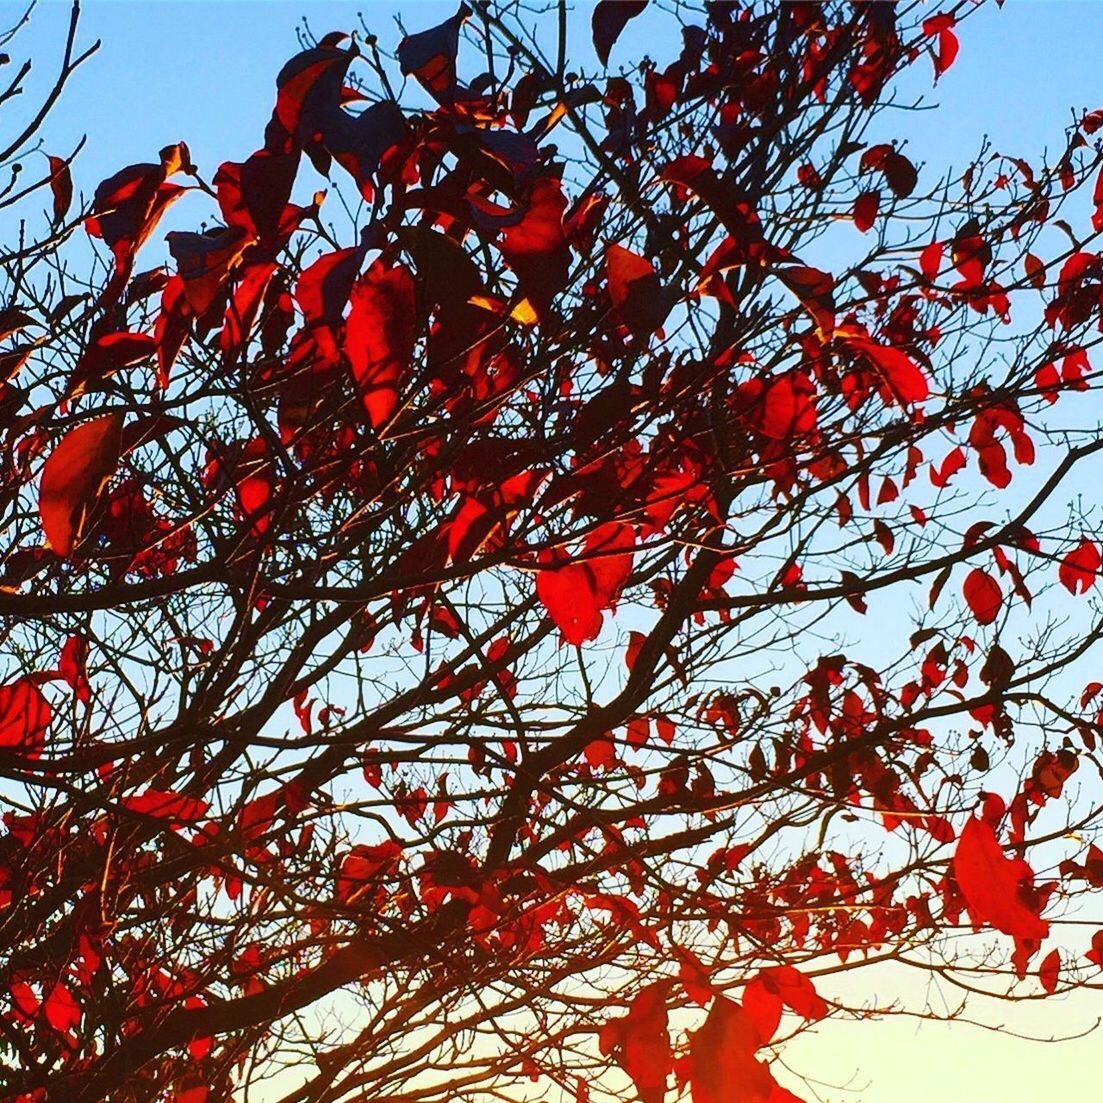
[
  {"left": 607, "top": 245, "right": 667, "bottom": 341},
  {"left": 536, "top": 523, "right": 635, "bottom": 645},
  {"left": 155, "top": 275, "right": 191, "bottom": 388},
  {"left": 919, "top": 241, "right": 943, "bottom": 280},
  {"left": 43, "top": 982, "right": 80, "bottom": 1034},
  {"left": 761, "top": 966, "right": 827, "bottom": 1022},
  {"left": 741, "top": 980, "right": 782, "bottom": 1047},
  {"left": 221, "top": 261, "right": 278, "bottom": 361},
  {"left": 85, "top": 156, "right": 187, "bottom": 308},
  {"left": 346, "top": 260, "right": 417, "bottom": 429},
  {"left": 337, "top": 840, "right": 403, "bottom": 904},
  {"left": 743, "top": 966, "right": 826, "bottom": 1047},
  {"left": 584, "top": 733, "right": 617, "bottom": 771},
  {"left": 852, "top": 191, "right": 880, "bottom": 233},
  {"left": 1083, "top": 109, "right": 1103, "bottom": 135},
  {"left": 689, "top": 997, "right": 777, "bottom": 1103},
  {"left": 775, "top": 266, "right": 835, "bottom": 340},
  {"left": 0, "top": 678, "right": 51, "bottom": 758},
  {"left": 537, "top": 565, "right": 604, "bottom": 645},
  {"left": 963, "top": 569, "right": 1001, "bottom": 626},
  {"left": 1059, "top": 539, "right": 1101, "bottom": 595},
  {"left": 1039, "top": 948, "right": 1060, "bottom": 993},
  {"left": 59, "top": 636, "right": 91, "bottom": 703},
  {"left": 841, "top": 335, "right": 929, "bottom": 405},
  {"left": 592, "top": 1, "right": 648, "bottom": 66},
  {"left": 47, "top": 155, "right": 73, "bottom": 225},
  {"left": 122, "top": 788, "right": 210, "bottom": 823},
  {"left": 39, "top": 414, "right": 124, "bottom": 556},
  {"left": 923, "top": 13, "right": 959, "bottom": 79},
  {"left": 234, "top": 438, "right": 275, "bottom": 537},
  {"left": 215, "top": 149, "right": 300, "bottom": 244},
  {"left": 929, "top": 446, "right": 965, "bottom": 488},
  {"left": 496, "top": 177, "right": 571, "bottom": 320},
  {"left": 675, "top": 946, "right": 713, "bottom": 1006},
  {"left": 859, "top": 144, "right": 917, "bottom": 198},
  {"left": 953, "top": 815, "right": 1049, "bottom": 941},
  {"left": 740, "top": 371, "right": 817, "bottom": 440},
  {"left": 69, "top": 331, "right": 157, "bottom": 397},
  {"left": 1087, "top": 929, "right": 1103, "bottom": 967},
  {"left": 599, "top": 981, "right": 672, "bottom": 1103},
  {"left": 797, "top": 163, "right": 823, "bottom": 191},
  {"left": 586, "top": 522, "right": 636, "bottom": 606},
  {"left": 295, "top": 245, "right": 365, "bottom": 329},
  {"left": 167, "top": 226, "right": 252, "bottom": 316},
  {"left": 1024, "top": 252, "right": 1046, "bottom": 290}
]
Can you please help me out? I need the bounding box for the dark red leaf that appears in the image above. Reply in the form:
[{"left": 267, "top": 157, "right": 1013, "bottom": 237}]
[
  {"left": 215, "top": 149, "right": 300, "bottom": 244},
  {"left": 167, "top": 226, "right": 252, "bottom": 316},
  {"left": 69, "top": 331, "right": 157, "bottom": 397},
  {"left": 674, "top": 946, "right": 712, "bottom": 1006},
  {"left": 398, "top": 4, "right": 471, "bottom": 103},
  {"left": 775, "top": 266, "right": 835, "bottom": 339},
  {"left": 295, "top": 244, "right": 366, "bottom": 330},
  {"left": 592, "top": 1, "right": 648, "bottom": 66},
  {"left": 859, "top": 144, "right": 917, "bottom": 198},
  {"left": 494, "top": 177, "right": 572, "bottom": 320},
  {"left": 39, "top": 414, "right": 124, "bottom": 556},
  {"left": 46, "top": 155, "right": 73, "bottom": 225},
  {"left": 607, "top": 245, "right": 667, "bottom": 341},
  {"left": 853, "top": 190, "right": 880, "bottom": 233}
]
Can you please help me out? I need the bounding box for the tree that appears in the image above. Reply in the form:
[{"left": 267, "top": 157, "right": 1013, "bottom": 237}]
[{"left": 3, "top": 1, "right": 1103, "bottom": 1100}]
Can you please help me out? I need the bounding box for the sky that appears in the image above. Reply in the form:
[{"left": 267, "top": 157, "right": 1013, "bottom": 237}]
[{"left": 7, "top": 2, "right": 1103, "bottom": 1101}]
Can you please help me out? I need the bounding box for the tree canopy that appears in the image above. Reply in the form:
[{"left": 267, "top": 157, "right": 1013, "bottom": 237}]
[{"left": 3, "top": 2, "right": 1103, "bottom": 1102}]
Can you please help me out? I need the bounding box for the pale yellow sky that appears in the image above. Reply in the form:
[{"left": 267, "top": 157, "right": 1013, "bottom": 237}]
[{"left": 779, "top": 965, "right": 1103, "bottom": 1103}]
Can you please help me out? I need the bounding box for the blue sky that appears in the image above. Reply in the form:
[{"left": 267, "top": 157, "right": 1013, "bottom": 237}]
[
  {"left": 10, "top": 3, "right": 1103, "bottom": 1101},
  {"left": 12, "top": 1, "right": 1103, "bottom": 216}
]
